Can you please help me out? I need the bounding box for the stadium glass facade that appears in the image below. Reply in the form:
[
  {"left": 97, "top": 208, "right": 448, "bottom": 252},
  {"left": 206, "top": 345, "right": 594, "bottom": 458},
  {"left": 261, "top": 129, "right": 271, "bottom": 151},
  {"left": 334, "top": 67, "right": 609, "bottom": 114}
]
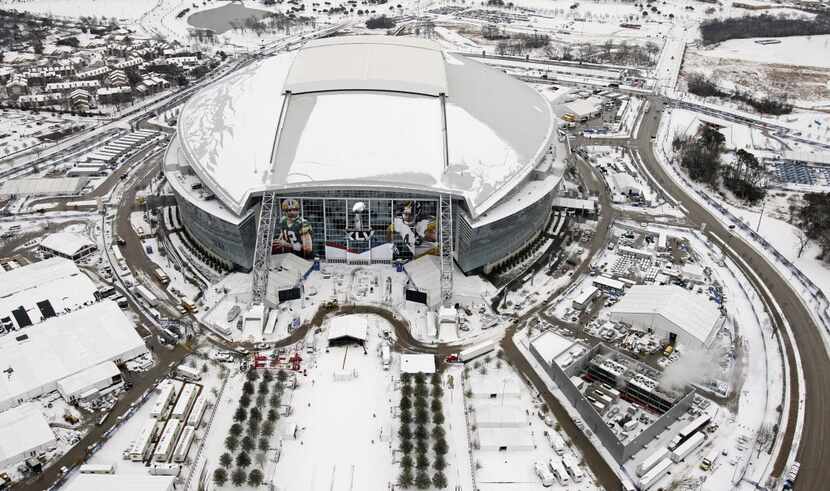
[
  {"left": 270, "top": 191, "right": 440, "bottom": 264},
  {"left": 173, "top": 185, "right": 556, "bottom": 275}
]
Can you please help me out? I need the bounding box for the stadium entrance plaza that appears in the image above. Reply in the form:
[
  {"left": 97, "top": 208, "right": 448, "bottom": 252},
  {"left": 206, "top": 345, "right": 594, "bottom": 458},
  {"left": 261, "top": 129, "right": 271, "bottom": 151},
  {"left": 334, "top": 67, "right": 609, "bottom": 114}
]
[{"left": 274, "top": 318, "right": 394, "bottom": 490}]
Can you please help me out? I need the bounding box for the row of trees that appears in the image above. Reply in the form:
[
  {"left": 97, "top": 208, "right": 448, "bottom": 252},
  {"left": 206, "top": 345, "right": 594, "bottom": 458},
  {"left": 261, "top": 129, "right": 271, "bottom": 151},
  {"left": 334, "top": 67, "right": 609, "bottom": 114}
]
[
  {"left": 397, "top": 372, "right": 448, "bottom": 489},
  {"left": 494, "top": 33, "right": 551, "bottom": 56},
  {"left": 687, "top": 73, "right": 793, "bottom": 115},
  {"left": 366, "top": 15, "right": 396, "bottom": 29},
  {"left": 672, "top": 127, "right": 767, "bottom": 204},
  {"left": 213, "top": 369, "right": 289, "bottom": 487},
  {"left": 700, "top": 13, "right": 830, "bottom": 45}
]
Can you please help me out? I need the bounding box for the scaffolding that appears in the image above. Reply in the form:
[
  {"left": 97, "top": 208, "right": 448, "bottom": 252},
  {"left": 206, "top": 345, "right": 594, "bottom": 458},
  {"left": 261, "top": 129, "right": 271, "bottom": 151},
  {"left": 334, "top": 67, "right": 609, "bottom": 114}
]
[
  {"left": 251, "top": 193, "right": 277, "bottom": 305},
  {"left": 439, "top": 194, "right": 453, "bottom": 307}
]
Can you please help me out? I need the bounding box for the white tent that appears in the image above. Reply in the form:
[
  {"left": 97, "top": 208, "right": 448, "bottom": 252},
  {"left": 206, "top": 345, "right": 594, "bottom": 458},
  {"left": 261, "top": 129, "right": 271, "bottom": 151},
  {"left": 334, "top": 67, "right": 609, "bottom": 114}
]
[{"left": 609, "top": 285, "right": 724, "bottom": 349}]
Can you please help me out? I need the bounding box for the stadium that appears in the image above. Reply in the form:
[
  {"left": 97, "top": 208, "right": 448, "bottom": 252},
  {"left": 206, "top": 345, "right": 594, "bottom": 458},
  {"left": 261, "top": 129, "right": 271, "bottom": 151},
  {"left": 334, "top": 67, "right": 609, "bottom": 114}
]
[{"left": 164, "top": 36, "right": 565, "bottom": 276}]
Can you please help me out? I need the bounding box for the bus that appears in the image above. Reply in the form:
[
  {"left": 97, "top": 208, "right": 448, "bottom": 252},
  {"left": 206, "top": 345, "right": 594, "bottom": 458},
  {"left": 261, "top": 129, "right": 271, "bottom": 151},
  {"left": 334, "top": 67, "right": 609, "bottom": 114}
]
[
  {"left": 561, "top": 113, "right": 576, "bottom": 122},
  {"left": 80, "top": 463, "right": 115, "bottom": 474},
  {"left": 154, "top": 268, "right": 170, "bottom": 285}
]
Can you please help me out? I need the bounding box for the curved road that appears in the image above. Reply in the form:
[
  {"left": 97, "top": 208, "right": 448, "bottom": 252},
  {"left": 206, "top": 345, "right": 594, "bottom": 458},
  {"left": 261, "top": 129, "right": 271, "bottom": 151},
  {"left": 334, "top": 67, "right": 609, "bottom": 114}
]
[{"left": 624, "top": 98, "right": 829, "bottom": 489}]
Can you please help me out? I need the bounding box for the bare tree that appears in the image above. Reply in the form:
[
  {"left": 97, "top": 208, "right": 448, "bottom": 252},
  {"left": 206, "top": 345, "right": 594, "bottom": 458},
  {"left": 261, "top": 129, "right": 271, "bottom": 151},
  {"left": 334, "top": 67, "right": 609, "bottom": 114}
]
[{"left": 794, "top": 228, "right": 810, "bottom": 258}]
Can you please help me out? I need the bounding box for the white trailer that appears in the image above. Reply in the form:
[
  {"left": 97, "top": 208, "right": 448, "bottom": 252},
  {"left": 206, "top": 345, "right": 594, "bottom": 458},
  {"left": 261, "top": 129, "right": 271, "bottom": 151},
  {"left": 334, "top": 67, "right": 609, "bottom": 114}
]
[
  {"left": 173, "top": 426, "right": 195, "bottom": 463},
  {"left": 548, "top": 458, "right": 570, "bottom": 485},
  {"left": 637, "top": 447, "right": 670, "bottom": 476},
  {"left": 149, "top": 463, "right": 182, "bottom": 476},
  {"left": 639, "top": 458, "right": 671, "bottom": 490},
  {"left": 459, "top": 340, "right": 495, "bottom": 362},
  {"left": 669, "top": 414, "right": 710, "bottom": 449},
  {"left": 176, "top": 364, "right": 201, "bottom": 381},
  {"left": 150, "top": 381, "right": 179, "bottom": 418},
  {"left": 561, "top": 454, "right": 584, "bottom": 483},
  {"left": 546, "top": 431, "right": 565, "bottom": 455},
  {"left": 671, "top": 431, "right": 706, "bottom": 463},
  {"left": 381, "top": 344, "right": 391, "bottom": 370},
  {"left": 133, "top": 284, "right": 159, "bottom": 307},
  {"left": 153, "top": 420, "right": 183, "bottom": 462},
  {"left": 534, "top": 461, "right": 554, "bottom": 487},
  {"left": 129, "top": 420, "right": 159, "bottom": 462},
  {"left": 79, "top": 463, "right": 116, "bottom": 474},
  {"left": 171, "top": 383, "right": 199, "bottom": 419},
  {"left": 186, "top": 396, "right": 207, "bottom": 427}
]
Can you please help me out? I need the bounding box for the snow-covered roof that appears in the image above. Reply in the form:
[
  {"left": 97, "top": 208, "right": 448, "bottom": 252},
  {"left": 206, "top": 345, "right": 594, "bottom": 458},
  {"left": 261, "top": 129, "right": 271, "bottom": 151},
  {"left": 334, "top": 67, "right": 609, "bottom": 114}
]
[
  {"left": 0, "top": 301, "right": 148, "bottom": 410},
  {"left": 285, "top": 36, "right": 447, "bottom": 96},
  {"left": 400, "top": 354, "right": 436, "bottom": 374},
  {"left": 0, "top": 404, "right": 55, "bottom": 468},
  {"left": 64, "top": 474, "right": 175, "bottom": 491},
  {"left": 0, "top": 177, "right": 88, "bottom": 196},
  {"left": 0, "top": 258, "right": 97, "bottom": 329},
  {"left": 176, "top": 36, "right": 553, "bottom": 218},
  {"left": 531, "top": 331, "right": 584, "bottom": 367},
  {"left": 609, "top": 285, "right": 723, "bottom": 346},
  {"left": 327, "top": 315, "right": 368, "bottom": 342},
  {"left": 39, "top": 232, "right": 95, "bottom": 257},
  {"left": 56, "top": 361, "right": 120, "bottom": 399}
]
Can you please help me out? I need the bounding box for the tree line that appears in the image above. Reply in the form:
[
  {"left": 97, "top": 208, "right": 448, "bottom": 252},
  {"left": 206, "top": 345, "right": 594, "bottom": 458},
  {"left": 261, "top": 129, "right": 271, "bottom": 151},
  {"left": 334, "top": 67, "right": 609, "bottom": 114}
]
[
  {"left": 687, "top": 73, "right": 793, "bottom": 115},
  {"left": 672, "top": 125, "right": 767, "bottom": 204},
  {"left": 700, "top": 13, "right": 830, "bottom": 45}
]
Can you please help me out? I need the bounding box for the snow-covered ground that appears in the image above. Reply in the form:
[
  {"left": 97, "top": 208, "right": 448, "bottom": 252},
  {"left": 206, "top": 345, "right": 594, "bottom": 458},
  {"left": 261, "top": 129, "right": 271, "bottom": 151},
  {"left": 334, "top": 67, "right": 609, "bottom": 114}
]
[
  {"left": 271, "top": 316, "right": 390, "bottom": 490},
  {"left": 465, "top": 357, "right": 600, "bottom": 490},
  {"left": 693, "top": 35, "right": 830, "bottom": 69}
]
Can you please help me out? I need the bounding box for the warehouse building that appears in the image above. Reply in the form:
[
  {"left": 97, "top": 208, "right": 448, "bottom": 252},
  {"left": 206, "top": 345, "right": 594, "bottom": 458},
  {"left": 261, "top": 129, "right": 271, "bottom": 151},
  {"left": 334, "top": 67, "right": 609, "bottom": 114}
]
[
  {"left": 609, "top": 285, "right": 725, "bottom": 349},
  {"left": 0, "top": 301, "right": 148, "bottom": 411},
  {"left": 0, "top": 404, "right": 56, "bottom": 468},
  {"left": 0, "top": 257, "right": 97, "bottom": 331}
]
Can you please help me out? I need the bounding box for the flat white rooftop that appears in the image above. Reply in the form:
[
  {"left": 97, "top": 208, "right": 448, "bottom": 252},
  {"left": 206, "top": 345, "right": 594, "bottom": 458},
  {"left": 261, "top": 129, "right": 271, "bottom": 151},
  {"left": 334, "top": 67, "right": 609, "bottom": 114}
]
[
  {"left": 531, "top": 331, "right": 584, "bottom": 367},
  {"left": 0, "top": 258, "right": 97, "bottom": 329},
  {"left": 0, "top": 404, "right": 55, "bottom": 468},
  {"left": 57, "top": 361, "right": 121, "bottom": 399},
  {"left": 0, "top": 301, "right": 147, "bottom": 410},
  {"left": 63, "top": 474, "right": 175, "bottom": 491},
  {"left": 400, "top": 353, "right": 436, "bottom": 374}
]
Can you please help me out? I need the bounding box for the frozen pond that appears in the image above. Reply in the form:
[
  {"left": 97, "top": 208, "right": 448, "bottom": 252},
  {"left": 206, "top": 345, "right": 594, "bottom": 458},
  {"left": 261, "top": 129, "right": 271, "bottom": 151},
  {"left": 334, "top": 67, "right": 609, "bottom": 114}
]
[{"left": 187, "top": 3, "right": 271, "bottom": 35}]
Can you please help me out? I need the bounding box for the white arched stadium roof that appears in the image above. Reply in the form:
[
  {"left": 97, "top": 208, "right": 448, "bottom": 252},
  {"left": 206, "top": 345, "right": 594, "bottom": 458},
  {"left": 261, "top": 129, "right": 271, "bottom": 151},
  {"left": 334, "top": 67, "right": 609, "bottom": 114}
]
[{"left": 177, "top": 36, "right": 553, "bottom": 217}]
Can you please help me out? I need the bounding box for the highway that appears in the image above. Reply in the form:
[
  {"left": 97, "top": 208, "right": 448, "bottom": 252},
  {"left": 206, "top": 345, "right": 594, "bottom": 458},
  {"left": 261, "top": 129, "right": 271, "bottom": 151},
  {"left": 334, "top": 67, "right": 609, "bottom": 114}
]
[{"left": 574, "top": 97, "right": 830, "bottom": 489}]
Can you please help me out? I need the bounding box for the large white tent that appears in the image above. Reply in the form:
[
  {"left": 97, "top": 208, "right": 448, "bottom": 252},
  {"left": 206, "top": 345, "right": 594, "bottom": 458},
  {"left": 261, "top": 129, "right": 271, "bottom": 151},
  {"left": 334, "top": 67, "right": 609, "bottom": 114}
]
[
  {"left": 609, "top": 285, "right": 725, "bottom": 349},
  {"left": 0, "top": 301, "right": 148, "bottom": 411}
]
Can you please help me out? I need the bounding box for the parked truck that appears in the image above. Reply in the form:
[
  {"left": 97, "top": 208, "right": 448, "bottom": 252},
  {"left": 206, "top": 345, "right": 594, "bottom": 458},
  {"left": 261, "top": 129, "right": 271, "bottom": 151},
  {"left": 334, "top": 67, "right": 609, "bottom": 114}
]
[
  {"left": 176, "top": 364, "right": 201, "bottom": 382},
  {"left": 670, "top": 431, "right": 706, "bottom": 463},
  {"left": 638, "top": 458, "right": 671, "bottom": 490},
  {"left": 534, "top": 462, "right": 554, "bottom": 487},
  {"left": 637, "top": 447, "right": 670, "bottom": 477},
  {"left": 133, "top": 285, "right": 159, "bottom": 307},
  {"left": 381, "top": 344, "right": 391, "bottom": 370},
  {"left": 458, "top": 340, "right": 496, "bottom": 363}
]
